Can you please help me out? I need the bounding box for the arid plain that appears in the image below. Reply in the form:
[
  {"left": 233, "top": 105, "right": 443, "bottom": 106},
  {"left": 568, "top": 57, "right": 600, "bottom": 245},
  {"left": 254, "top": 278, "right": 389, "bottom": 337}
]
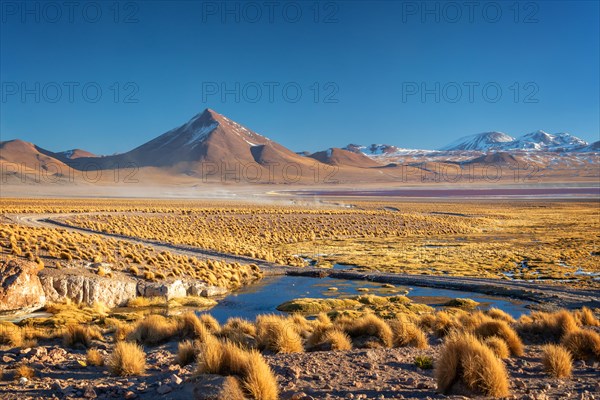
[{"left": 0, "top": 195, "right": 599, "bottom": 399}]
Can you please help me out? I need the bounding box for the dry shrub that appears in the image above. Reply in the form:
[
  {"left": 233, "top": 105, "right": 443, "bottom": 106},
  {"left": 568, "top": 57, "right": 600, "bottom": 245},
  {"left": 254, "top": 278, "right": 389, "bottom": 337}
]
[
  {"left": 432, "top": 311, "right": 454, "bottom": 338},
  {"left": 290, "top": 314, "right": 312, "bottom": 337},
  {"left": 86, "top": 349, "right": 105, "bottom": 366},
  {"left": 113, "top": 322, "right": 135, "bottom": 342},
  {"left": 256, "top": 315, "right": 303, "bottom": 353},
  {"left": 343, "top": 313, "right": 393, "bottom": 348},
  {"left": 389, "top": 317, "right": 428, "bottom": 349},
  {"left": 107, "top": 341, "right": 146, "bottom": 376},
  {"left": 306, "top": 321, "right": 332, "bottom": 350},
  {"left": 196, "top": 335, "right": 226, "bottom": 374},
  {"left": 242, "top": 350, "right": 279, "bottom": 400},
  {"left": 561, "top": 329, "right": 600, "bottom": 360},
  {"left": 220, "top": 376, "right": 246, "bottom": 400},
  {"left": 307, "top": 327, "right": 352, "bottom": 351},
  {"left": 483, "top": 336, "right": 510, "bottom": 359},
  {"left": 455, "top": 311, "right": 489, "bottom": 333},
  {"left": 541, "top": 344, "right": 572, "bottom": 378},
  {"left": 475, "top": 320, "right": 524, "bottom": 356},
  {"left": 127, "top": 297, "right": 165, "bottom": 308},
  {"left": 199, "top": 314, "right": 221, "bottom": 333},
  {"left": 179, "top": 312, "right": 210, "bottom": 341},
  {"left": 435, "top": 332, "right": 509, "bottom": 397},
  {"left": 0, "top": 323, "right": 23, "bottom": 348},
  {"left": 486, "top": 308, "right": 516, "bottom": 324},
  {"left": 322, "top": 329, "right": 352, "bottom": 351},
  {"left": 176, "top": 340, "right": 198, "bottom": 366},
  {"left": 128, "top": 314, "right": 178, "bottom": 345},
  {"left": 517, "top": 310, "right": 578, "bottom": 343},
  {"left": 574, "top": 307, "right": 600, "bottom": 327},
  {"left": 219, "top": 341, "right": 252, "bottom": 376},
  {"left": 418, "top": 313, "right": 436, "bottom": 331},
  {"left": 220, "top": 318, "right": 257, "bottom": 348},
  {"left": 63, "top": 325, "right": 102, "bottom": 348},
  {"left": 196, "top": 338, "right": 279, "bottom": 400},
  {"left": 316, "top": 313, "right": 332, "bottom": 325},
  {"left": 15, "top": 364, "right": 34, "bottom": 380}
]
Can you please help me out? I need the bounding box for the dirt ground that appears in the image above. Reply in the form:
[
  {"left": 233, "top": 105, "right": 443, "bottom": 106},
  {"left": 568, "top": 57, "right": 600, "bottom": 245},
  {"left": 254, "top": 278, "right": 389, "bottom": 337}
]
[{"left": 1, "top": 337, "right": 599, "bottom": 400}]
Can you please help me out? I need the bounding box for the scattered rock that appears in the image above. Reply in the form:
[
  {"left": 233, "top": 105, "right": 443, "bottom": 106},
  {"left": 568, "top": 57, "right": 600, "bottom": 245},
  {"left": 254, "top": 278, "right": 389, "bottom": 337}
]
[
  {"left": 156, "top": 384, "right": 172, "bottom": 394},
  {"left": 171, "top": 374, "right": 183, "bottom": 385},
  {"left": 83, "top": 386, "right": 97, "bottom": 398}
]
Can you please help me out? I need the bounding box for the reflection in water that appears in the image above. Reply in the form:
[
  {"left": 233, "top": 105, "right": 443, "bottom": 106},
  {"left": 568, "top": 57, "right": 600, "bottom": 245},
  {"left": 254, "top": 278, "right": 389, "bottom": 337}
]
[{"left": 199, "top": 273, "right": 531, "bottom": 323}]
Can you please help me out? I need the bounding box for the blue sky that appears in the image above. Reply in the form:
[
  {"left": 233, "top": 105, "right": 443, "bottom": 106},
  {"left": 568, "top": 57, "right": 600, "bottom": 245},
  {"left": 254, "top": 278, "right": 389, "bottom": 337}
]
[{"left": 1, "top": 0, "right": 598, "bottom": 154}]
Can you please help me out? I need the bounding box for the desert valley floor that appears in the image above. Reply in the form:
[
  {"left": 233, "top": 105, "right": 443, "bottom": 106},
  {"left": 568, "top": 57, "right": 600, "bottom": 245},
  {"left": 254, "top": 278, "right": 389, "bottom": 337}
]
[{"left": 0, "top": 195, "right": 599, "bottom": 400}]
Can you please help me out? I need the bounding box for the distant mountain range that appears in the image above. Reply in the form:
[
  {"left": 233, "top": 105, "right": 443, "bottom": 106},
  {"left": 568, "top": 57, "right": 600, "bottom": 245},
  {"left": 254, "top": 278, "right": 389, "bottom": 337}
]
[
  {"left": 341, "top": 131, "right": 598, "bottom": 156},
  {"left": 1, "top": 108, "right": 598, "bottom": 185}
]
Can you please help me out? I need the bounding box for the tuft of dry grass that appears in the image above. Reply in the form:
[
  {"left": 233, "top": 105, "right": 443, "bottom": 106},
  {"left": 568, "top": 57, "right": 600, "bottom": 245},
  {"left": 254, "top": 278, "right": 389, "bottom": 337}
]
[
  {"left": 63, "top": 325, "right": 102, "bottom": 348},
  {"left": 179, "top": 312, "right": 210, "bottom": 341},
  {"left": 242, "top": 350, "right": 279, "bottom": 400},
  {"left": 0, "top": 323, "right": 23, "bottom": 348},
  {"left": 517, "top": 310, "right": 579, "bottom": 343},
  {"left": 126, "top": 297, "right": 165, "bottom": 308},
  {"left": 176, "top": 340, "right": 198, "bottom": 366},
  {"left": 312, "top": 329, "right": 352, "bottom": 351},
  {"left": 196, "top": 335, "right": 226, "bottom": 374},
  {"left": 432, "top": 311, "right": 454, "bottom": 338},
  {"left": 199, "top": 314, "right": 221, "bottom": 334},
  {"left": 113, "top": 321, "right": 135, "bottom": 342},
  {"left": 474, "top": 320, "right": 524, "bottom": 356},
  {"left": 107, "top": 341, "right": 146, "bottom": 376},
  {"left": 195, "top": 335, "right": 279, "bottom": 399},
  {"left": 127, "top": 314, "right": 178, "bottom": 345},
  {"left": 541, "top": 344, "right": 572, "bottom": 378},
  {"left": 435, "top": 332, "right": 509, "bottom": 397},
  {"left": 256, "top": 314, "right": 303, "bottom": 353},
  {"left": 574, "top": 307, "right": 600, "bottom": 327},
  {"left": 343, "top": 313, "right": 393, "bottom": 348},
  {"left": 483, "top": 336, "right": 510, "bottom": 359},
  {"left": 220, "top": 376, "right": 246, "bottom": 400},
  {"left": 220, "top": 317, "right": 257, "bottom": 348},
  {"left": 15, "top": 364, "right": 35, "bottom": 380},
  {"left": 486, "top": 308, "right": 516, "bottom": 324},
  {"left": 561, "top": 329, "right": 600, "bottom": 360},
  {"left": 389, "top": 317, "right": 428, "bottom": 349},
  {"left": 86, "top": 349, "right": 105, "bottom": 366}
]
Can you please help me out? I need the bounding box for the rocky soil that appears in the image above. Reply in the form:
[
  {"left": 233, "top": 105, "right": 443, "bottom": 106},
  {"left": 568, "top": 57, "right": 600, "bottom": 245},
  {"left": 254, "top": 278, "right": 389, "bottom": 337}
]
[{"left": 0, "top": 339, "right": 598, "bottom": 400}]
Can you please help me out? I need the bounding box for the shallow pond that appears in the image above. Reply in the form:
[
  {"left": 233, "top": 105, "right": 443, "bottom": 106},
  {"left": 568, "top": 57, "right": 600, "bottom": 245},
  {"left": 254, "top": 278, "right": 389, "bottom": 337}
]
[{"left": 199, "top": 273, "right": 531, "bottom": 323}]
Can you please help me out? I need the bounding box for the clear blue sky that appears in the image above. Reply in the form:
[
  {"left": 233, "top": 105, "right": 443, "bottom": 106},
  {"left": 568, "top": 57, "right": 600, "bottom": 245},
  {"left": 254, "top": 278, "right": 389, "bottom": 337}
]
[{"left": 1, "top": 0, "right": 598, "bottom": 154}]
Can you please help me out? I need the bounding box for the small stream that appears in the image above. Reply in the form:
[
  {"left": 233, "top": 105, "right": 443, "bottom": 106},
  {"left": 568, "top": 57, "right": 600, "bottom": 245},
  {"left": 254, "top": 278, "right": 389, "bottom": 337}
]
[{"left": 199, "top": 271, "right": 531, "bottom": 323}]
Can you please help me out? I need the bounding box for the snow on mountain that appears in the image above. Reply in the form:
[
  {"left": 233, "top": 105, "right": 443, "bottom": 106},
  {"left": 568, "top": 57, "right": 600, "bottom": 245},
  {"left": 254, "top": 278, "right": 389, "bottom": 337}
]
[
  {"left": 344, "top": 143, "right": 433, "bottom": 156},
  {"left": 439, "top": 132, "right": 515, "bottom": 151},
  {"left": 573, "top": 140, "right": 599, "bottom": 153},
  {"left": 504, "top": 131, "right": 588, "bottom": 151}
]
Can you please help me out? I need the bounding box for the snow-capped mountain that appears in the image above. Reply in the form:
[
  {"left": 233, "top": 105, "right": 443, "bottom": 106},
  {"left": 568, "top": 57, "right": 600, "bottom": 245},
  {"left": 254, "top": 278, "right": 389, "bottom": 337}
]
[
  {"left": 502, "top": 131, "right": 588, "bottom": 151},
  {"left": 438, "top": 131, "right": 593, "bottom": 153},
  {"left": 439, "top": 132, "right": 515, "bottom": 151}
]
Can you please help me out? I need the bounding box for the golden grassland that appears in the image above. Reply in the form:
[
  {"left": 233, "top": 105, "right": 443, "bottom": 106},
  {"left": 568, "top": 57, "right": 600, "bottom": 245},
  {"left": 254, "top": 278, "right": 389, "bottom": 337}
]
[
  {"left": 2, "top": 297, "right": 599, "bottom": 398},
  {"left": 57, "top": 203, "right": 479, "bottom": 266},
  {"left": 0, "top": 221, "right": 262, "bottom": 289},
  {"left": 22, "top": 199, "right": 595, "bottom": 283}
]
